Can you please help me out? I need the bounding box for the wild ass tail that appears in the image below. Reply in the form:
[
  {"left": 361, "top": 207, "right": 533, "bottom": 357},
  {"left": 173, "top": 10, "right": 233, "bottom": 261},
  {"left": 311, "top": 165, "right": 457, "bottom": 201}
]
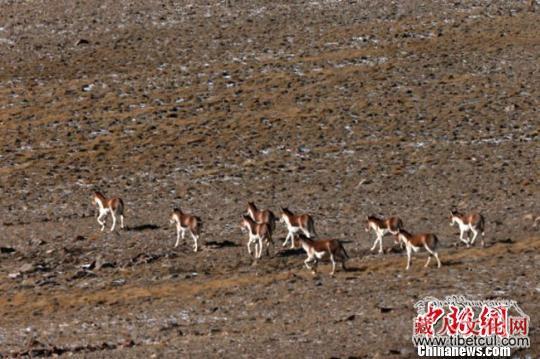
[
  {"left": 269, "top": 212, "right": 277, "bottom": 234},
  {"left": 431, "top": 234, "right": 439, "bottom": 250},
  {"left": 308, "top": 216, "right": 317, "bottom": 238},
  {"left": 478, "top": 215, "right": 485, "bottom": 236},
  {"left": 339, "top": 240, "right": 349, "bottom": 259},
  {"left": 196, "top": 217, "right": 203, "bottom": 235},
  {"left": 117, "top": 198, "right": 125, "bottom": 216}
]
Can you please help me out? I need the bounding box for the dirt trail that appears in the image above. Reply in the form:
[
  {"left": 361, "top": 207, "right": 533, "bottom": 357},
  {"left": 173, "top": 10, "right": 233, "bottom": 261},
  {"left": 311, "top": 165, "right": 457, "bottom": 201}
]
[{"left": 3, "top": 236, "right": 539, "bottom": 315}]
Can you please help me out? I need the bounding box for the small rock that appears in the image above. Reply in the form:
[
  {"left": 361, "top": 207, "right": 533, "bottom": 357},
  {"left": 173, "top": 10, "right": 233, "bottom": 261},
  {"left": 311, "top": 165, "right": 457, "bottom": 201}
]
[
  {"left": 0, "top": 247, "right": 16, "bottom": 254},
  {"left": 20, "top": 263, "right": 35, "bottom": 273},
  {"left": 35, "top": 278, "right": 58, "bottom": 287},
  {"left": 82, "top": 84, "right": 94, "bottom": 92},
  {"left": 95, "top": 256, "right": 115, "bottom": 270},
  {"left": 8, "top": 272, "right": 21, "bottom": 279},
  {"left": 81, "top": 262, "right": 96, "bottom": 270},
  {"left": 119, "top": 338, "right": 135, "bottom": 348},
  {"left": 71, "top": 270, "right": 96, "bottom": 280},
  {"left": 75, "top": 38, "right": 90, "bottom": 46},
  {"left": 112, "top": 278, "right": 126, "bottom": 286}
]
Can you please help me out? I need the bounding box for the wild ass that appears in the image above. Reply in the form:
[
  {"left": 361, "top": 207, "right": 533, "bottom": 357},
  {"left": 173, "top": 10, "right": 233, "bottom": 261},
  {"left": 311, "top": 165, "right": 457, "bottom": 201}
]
[
  {"left": 280, "top": 207, "right": 317, "bottom": 248},
  {"left": 241, "top": 215, "right": 273, "bottom": 259},
  {"left": 246, "top": 201, "right": 277, "bottom": 233},
  {"left": 93, "top": 191, "right": 125, "bottom": 232},
  {"left": 294, "top": 234, "right": 348, "bottom": 276},
  {"left": 170, "top": 208, "right": 202, "bottom": 252},
  {"left": 450, "top": 210, "right": 485, "bottom": 247},
  {"left": 364, "top": 215, "right": 404, "bottom": 253},
  {"left": 395, "top": 229, "right": 441, "bottom": 270}
]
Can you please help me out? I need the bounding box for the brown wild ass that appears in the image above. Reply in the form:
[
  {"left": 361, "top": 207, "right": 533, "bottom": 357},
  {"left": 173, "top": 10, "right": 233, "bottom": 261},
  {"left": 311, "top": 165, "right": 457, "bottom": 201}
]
[
  {"left": 93, "top": 191, "right": 125, "bottom": 232},
  {"left": 395, "top": 229, "right": 441, "bottom": 270},
  {"left": 364, "top": 215, "right": 404, "bottom": 253},
  {"left": 280, "top": 207, "right": 317, "bottom": 248},
  {"left": 246, "top": 201, "right": 277, "bottom": 233},
  {"left": 450, "top": 210, "right": 485, "bottom": 247},
  {"left": 170, "top": 208, "right": 202, "bottom": 252},
  {"left": 293, "top": 234, "right": 348, "bottom": 276},
  {"left": 241, "top": 215, "right": 273, "bottom": 259}
]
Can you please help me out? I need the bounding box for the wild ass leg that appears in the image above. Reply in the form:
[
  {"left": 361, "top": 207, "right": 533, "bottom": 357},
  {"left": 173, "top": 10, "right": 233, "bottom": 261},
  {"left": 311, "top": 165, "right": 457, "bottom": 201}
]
[
  {"left": 405, "top": 245, "right": 412, "bottom": 270},
  {"left": 290, "top": 232, "right": 297, "bottom": 249},
  {"left": 257, "top": 237, "right": 264, "bottom": 258},
  {"left": 480, "top": 232, "right": 485, "bottom": 247},
  {"left": 247, "top": 236, "right": 254, "bottom": 257},
  {"left": 283, "top": 232, "right": 293, "bottom": 248},
  {"left": 175, "top": 225, "right": 181, "bottom": 247},
  {"left": 304, "top": 255, "right": 315, "bottom": 272},
  {"left": 372, "top": 231, "right": 384, "bottom": 254},
  {"left": 110, "top": 210, "right": 117, "bottom": 232},
  {"left": 370, "top": 233, "right": 380, "bottom": 252},
  {"left": 424, "top": 244, "right": 441, "bottom": 268},
  {"left": 434, "top": 252, "right": 441, "bottom": 268},
  {"left": 470, "top": 228, "right": 478, "bottom": 246},
  {"left": 191, "top": 231, "right": 199, "bottom": 252},
  {"left": 329, "top": 253, "right": 336, "bottom": 276},
  {"left": 377, "top": 232, "right": 384, "bottom": 254},
  {"left": 97, "top": 211, "right": 107, "bottom": 232},
  {"left": 311, "top": 258, "right": 318, "bottom": 274},
  {"left": 389, "top": 229, "right": 404, "bottom": 250},
  {"left": 265, "top": 237, "right": 272, "bottom": 256},
  {"left": 282, "top": 232, "right": 289, "bottom": 247},
  {"left": 120, "top": 215, "right": 125, "bottom": 229},
  {"left": 459, "top": 228, "right": 470, "bottom": 247}
]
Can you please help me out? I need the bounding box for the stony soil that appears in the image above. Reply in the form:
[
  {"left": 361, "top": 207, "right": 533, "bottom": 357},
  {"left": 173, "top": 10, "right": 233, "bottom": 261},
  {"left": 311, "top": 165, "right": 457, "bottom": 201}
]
[{"left": 0, "top": 0, "right": 539, "bottom": 357}]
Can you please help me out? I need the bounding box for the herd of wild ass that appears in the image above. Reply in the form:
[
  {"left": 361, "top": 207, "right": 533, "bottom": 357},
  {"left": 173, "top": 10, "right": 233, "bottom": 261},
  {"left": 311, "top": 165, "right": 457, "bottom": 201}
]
[{"left": 93, "top": 191, "right": 487, "bottom": 275}]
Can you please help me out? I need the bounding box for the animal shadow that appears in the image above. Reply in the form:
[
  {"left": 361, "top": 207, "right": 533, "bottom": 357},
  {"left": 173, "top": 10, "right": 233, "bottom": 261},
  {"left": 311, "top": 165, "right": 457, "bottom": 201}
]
[
  {"left": 205, "top": 240, "right": 239, "bottom": 248},
  {"left": 127, "top": 224, "right": 160, "bottom": 232},
  {"left": 443, "top": 259, "right": 463, "bottom": 267},
  {"left": 275, "top": 248, "right": 305, "bottom": 257},
  {"left": 343, "top": 266, "right": 366, "bottom": 273}
]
